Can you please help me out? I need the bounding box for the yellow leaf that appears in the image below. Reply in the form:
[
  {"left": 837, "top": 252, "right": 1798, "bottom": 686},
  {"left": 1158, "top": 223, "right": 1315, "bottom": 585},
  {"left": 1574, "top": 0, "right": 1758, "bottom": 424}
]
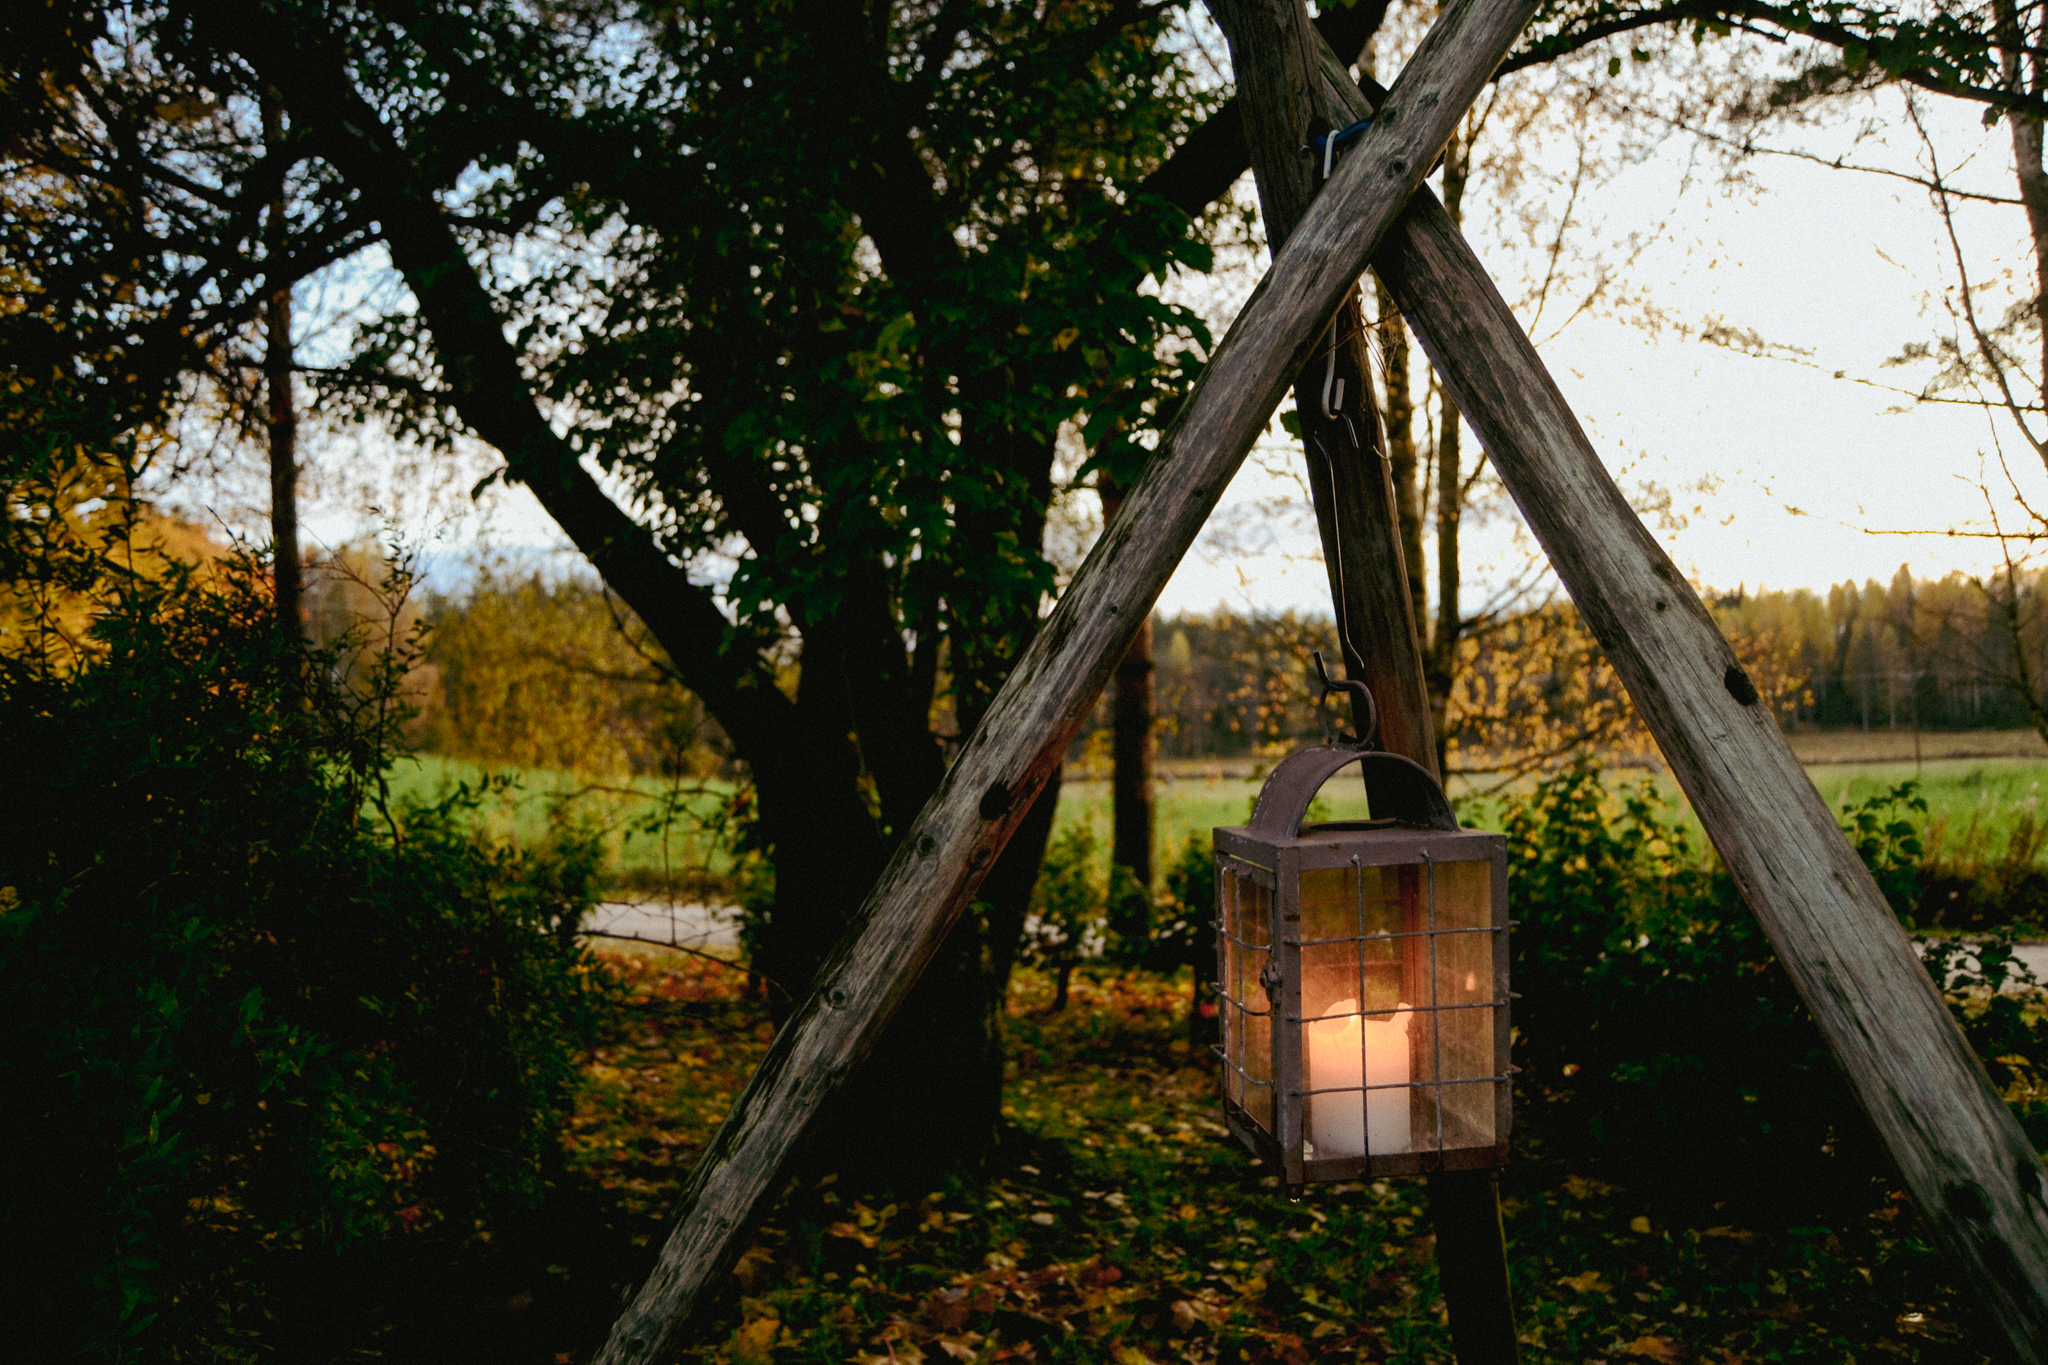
[
  {"left": 1559, "top": 1271, "right": 1610, "bottom": 1295},
  {"left": 1621, "top": 1335, "right": 1685, "bottom": 1363},
  {"left": 732, "top": 1245, "right": 776, "bottom": 1292},
  {"left": 1630, "top": 1216, "right": 1653, "bottom": 1234},
  {"left": 826, "top": 1221, "right": 879, "bottom": 1249},
  {"left": 730, "top": 1316, "right": 781, "bottom": 1365},
  {"left": 1052, "top": 327, "right": 1082, "bottom": 351}
]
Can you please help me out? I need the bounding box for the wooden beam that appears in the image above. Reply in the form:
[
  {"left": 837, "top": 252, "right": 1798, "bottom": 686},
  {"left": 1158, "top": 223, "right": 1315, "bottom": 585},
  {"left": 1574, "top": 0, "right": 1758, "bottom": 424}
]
[
  {"left": 589, "top": 4, "right": 1539, "bottom": 1360},
  {"left": 1304, "top": 37, "right": 2048, "bottom": 1364},
  {"left": 1208, "top": 0, "right": 1436, "bottom": 773},
  {"left": 1208, "top": 4, "right": 1516, "bottom": 1358}
]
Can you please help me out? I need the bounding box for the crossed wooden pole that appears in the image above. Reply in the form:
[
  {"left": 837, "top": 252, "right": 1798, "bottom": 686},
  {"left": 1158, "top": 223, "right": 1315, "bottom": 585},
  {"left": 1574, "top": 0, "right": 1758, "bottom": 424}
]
[{"left": 596, "top": 2, "right": 2048, "bottom": 1361}]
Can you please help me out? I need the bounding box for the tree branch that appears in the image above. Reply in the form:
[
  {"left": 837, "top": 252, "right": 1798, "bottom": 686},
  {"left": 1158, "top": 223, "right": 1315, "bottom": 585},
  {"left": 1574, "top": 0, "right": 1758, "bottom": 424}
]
[{"left": 195, "top": 0, "right": 801, "bottom": 761}]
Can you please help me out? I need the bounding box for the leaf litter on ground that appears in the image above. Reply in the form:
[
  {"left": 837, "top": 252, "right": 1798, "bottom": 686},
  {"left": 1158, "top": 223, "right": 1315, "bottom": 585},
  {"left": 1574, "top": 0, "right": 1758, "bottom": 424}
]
[{"left": 563, "top": 953, "right": 1994, "bottom": 1365}]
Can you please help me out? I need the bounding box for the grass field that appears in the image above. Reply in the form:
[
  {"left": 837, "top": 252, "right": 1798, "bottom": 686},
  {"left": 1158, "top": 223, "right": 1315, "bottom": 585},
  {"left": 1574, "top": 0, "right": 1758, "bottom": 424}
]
[
  {"left": 384, "top": 753, "right": 738, "bottom": 894},
  {"left": 388, "top": 731, "right": 2048, "bottom": 905},
  {"left": 1058, "top": 732, "right": 2048, "bottom": 896}
]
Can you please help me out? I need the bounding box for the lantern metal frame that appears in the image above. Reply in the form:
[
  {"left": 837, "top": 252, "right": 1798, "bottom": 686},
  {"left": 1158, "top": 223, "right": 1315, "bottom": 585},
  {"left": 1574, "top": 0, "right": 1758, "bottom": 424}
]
[{"left": 1214, "top": 745, "right": 1512, "bottom": 1184}]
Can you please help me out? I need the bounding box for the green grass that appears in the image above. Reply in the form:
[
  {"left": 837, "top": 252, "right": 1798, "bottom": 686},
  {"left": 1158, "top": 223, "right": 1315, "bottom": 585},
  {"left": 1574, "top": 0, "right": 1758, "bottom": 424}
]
[
  {"left": 388, "top": 743, "right": 2048, "bottom": 919},
  {"left": 1055, "top": 757, "right": 2048, "bottom": 905},
  {"left": 384, "top": 753, "right": 737, "bottom": 894}
]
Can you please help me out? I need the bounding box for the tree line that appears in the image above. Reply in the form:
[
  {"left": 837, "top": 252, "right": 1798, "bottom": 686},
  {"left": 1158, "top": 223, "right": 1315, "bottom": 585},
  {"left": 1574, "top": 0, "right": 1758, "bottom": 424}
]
[
  {"left": 400, "top": 557, "right": 2048, "bottom": 801},
  {"left": 1066, "top": 564, "right": 2048, "bottom": 786}
]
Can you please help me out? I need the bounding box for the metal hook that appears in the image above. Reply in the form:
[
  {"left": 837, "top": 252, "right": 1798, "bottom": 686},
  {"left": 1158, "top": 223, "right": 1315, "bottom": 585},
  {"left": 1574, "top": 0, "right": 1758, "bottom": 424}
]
[
  {"left": 1321, "top": 348, "right": 1344, "bottom": 418},
  {"left": 1312, "top": 649, "right": 1378, "bottom": 749}
]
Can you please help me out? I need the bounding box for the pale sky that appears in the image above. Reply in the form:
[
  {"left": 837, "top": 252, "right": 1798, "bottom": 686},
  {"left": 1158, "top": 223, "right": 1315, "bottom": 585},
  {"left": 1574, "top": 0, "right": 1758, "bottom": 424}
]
[{"left": 1155, "top": 78, "right": 2045, "bottom": 619}]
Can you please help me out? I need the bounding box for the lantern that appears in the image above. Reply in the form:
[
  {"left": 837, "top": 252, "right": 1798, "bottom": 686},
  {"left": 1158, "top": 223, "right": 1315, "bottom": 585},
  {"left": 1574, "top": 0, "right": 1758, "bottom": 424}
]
[{"left": 1215, "top": 741, "right": 1510, "bottom": 1184}]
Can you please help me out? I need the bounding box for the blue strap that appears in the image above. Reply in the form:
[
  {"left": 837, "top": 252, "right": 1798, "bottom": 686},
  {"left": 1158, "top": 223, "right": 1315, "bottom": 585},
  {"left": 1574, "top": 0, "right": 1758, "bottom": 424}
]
[{"left": 1308, "top": 117, "right": 1374, "bottom": 160}]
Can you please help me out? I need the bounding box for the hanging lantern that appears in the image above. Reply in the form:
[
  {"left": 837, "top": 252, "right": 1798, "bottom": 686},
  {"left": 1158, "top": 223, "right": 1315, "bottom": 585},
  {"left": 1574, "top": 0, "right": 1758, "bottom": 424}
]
[{"left": 1215, "top": 718, "right": 1511, "bottom": 1184}]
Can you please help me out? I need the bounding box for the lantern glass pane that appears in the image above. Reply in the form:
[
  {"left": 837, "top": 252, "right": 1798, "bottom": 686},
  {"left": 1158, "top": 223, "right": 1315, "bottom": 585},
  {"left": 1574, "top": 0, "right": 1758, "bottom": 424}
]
[
  {"left": 1221, "top": 869, "right": 1274, "bottom": 1134},
  {"left": 1426, "top": 857, "right": 1497, "bottom": 1150},
  {"left": 1298, "top": 864, "right": 1411, "bottom": 1157}
]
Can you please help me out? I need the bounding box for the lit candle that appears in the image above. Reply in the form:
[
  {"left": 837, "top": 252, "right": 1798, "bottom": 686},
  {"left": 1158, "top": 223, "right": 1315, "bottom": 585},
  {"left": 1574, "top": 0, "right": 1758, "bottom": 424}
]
[{"left": 1306, "top": 998, "right": 1411, "bottom": 1157}]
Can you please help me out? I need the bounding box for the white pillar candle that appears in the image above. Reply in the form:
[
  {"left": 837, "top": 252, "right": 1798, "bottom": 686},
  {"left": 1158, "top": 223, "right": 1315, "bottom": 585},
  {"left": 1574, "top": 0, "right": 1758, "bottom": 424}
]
[{"left": 1306, "top": 998, "right": 1411, "bottom": 1158}]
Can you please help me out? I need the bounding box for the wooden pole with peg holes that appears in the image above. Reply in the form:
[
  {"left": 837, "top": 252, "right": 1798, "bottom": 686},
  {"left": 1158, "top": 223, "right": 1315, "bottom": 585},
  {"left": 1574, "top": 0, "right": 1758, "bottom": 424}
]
[{"left": 1205, "top": 1, "right": 1517, "bottom": 1357}]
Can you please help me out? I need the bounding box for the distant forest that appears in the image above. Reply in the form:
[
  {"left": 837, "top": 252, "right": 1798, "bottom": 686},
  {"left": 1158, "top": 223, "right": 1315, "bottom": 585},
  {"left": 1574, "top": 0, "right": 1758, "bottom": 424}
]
[
  {"left": 1077, "top": 565, "right": 2048, "bottom": 769},
  {"left": 388, "top": 561, "right": 2048, "bottom": 783}
]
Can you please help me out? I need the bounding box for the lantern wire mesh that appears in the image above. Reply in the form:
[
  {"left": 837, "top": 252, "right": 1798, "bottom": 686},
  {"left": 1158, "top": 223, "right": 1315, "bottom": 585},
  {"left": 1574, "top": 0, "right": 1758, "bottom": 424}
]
[
  {"left": 1217, "top": 872, "right": 1274, "bottom": 1133},
  {"left": 1217, "top": 840, "right": 1509, "bottom": 1173},
  {"left": 1290, "top": 850, "right": 1505, "bottom": 1162}
]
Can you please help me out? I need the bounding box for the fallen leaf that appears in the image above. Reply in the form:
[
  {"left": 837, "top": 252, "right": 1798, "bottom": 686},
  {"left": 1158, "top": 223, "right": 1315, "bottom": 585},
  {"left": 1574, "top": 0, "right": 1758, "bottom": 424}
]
[
  {"left": 1621, "top": 1335, "right": 1685, "bottom": 1363},
  {"left": 730, "top": 1316, "right": 780, "bottom": 1365},
  {"left": 732, "top": 1245, "right": 777, "bottom": 1292},
  {"left": 828, "top": 1221, "right": 879, "bottom": 1249},
  {"left": 1559, "top": 1271, "right": 1611, "bottom": 1295}
]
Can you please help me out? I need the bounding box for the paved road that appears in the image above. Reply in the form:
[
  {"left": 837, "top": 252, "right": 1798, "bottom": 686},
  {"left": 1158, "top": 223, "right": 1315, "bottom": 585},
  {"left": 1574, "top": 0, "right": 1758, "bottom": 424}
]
[
  {"left": 1918, "top": 938, "right": 2048, "bottom": 992},
  {"left": 583, "top": 900, "right": 742, "bottom": 952},
  {"left": 577, "top": 908, "right": 2048, "bottom": 991}
]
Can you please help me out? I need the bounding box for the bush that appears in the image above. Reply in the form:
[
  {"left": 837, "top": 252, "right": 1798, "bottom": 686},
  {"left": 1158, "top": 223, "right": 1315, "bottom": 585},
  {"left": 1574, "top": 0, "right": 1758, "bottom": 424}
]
[
  {"left": 1502, "top": 759, "right": 2048, "bottom": 1223},
  {"left": 1149, "top": 832, "right": 1219, "bottom": 1043},
  {"left": 0, "top": 553, "right": 611, "bottom": 1360},
  {"left": 1023, "top": 824, "right": 1107, "bottom": 1011}
]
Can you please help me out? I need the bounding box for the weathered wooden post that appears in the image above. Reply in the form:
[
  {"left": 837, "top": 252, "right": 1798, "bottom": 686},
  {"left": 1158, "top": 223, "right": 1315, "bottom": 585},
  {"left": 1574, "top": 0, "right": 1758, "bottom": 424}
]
[
  {"left": 590, "top": 4, "right": 1539, "bottom": 1360},
  {"left": 1208, "top": 0, "right": 1434, "bottom": 769},
  {"left": 1205, "top": 3, "right": 1517, "bottom": 1357},
  {"left": 1297, "top": 33, "right": 2048, "bottom": 1364}
]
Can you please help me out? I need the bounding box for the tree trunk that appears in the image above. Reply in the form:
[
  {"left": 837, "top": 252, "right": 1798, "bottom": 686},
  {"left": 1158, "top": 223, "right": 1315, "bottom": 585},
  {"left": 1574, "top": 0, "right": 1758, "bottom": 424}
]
[
  {"left": 1100, "top": 477, "right": 1156, "bottom": 928},
  {"left": 1110, "top": 612, "right": 1154, "bottom": 890},
  {"left": 1427, "top": 124, "right": 1474, "bottom": 772},
  {"left": 1375, "top": 280, "right": 1429, "bottom": 636},
  {"left": 753, "top": 586, "right": 1058, "bottom": 1188},
  {"left": 781, "top": 403, "right": 1062, "bottom": 1186},
  {"left": 262, "top": 97, "right": 302, "bottom": 647},
  {"left": 810, "top": 769, "right": 1061, "bottom": 1182},
  {"left": 1995, "top": 0, "right": 2048, "bottom": 446}
]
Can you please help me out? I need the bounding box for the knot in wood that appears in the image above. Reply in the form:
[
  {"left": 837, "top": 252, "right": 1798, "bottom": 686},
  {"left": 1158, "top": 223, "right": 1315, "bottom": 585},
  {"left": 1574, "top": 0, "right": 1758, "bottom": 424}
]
[
  {"left": 1946, "top": 1179, "right": 1991, "bottom": 1223},
  {"left": 1723, "top": 664, "right": 1760, "bottom": 707},
  {"left": 979, "top": 781, "right": 1013, "bottom": 821}
]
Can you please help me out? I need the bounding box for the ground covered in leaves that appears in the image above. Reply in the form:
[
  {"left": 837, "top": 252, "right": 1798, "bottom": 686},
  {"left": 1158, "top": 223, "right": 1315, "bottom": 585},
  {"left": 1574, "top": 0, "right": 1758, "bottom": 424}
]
[{"left": 548, "top": 953, "right": 1988, "bottom": 1365}]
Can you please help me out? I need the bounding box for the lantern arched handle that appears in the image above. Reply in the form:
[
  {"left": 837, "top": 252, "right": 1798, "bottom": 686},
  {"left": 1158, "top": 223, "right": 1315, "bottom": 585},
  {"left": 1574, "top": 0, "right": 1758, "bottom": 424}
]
[{"left": 1245, "top": 747, "right": 1458, "bottom": 839}]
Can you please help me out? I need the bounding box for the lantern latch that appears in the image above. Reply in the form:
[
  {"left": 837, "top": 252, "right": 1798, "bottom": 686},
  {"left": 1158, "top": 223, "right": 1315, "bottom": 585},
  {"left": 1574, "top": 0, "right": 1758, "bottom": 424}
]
[
  {"left": 1311, "top": 649, "right": 1377, "bottom": 748},
  {"left": 1258, "top": 957, "right": 1284, "bottom": 1008}
]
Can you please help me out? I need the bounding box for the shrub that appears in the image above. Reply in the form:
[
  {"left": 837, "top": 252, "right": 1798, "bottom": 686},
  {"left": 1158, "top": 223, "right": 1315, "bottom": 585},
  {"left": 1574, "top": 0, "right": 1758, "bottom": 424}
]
[
  {"left": 1023, "top": 824, "right": 1107, "bottom": 1011},
  {"left": 1502, "top": 759, "right": 2048, "bottom": 1223},
  {"left": 0, "top": 552, "right": 611, "bottom": 1360},
  {"left": 1150, "top": 831, "right": 1219, "bottom": 1043}
]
